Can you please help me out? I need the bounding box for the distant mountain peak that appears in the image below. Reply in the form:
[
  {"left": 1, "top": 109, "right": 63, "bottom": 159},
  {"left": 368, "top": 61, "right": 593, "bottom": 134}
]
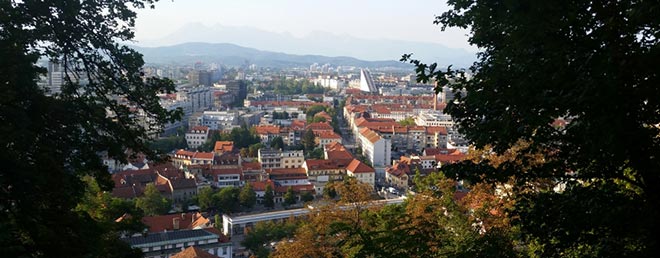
[{"left": 135, "top": 23, "right": 476, "bottom": 67}]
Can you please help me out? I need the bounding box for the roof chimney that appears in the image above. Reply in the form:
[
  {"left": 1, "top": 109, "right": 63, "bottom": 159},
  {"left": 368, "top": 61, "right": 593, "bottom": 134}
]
[{"left": 173, "top": 217, "right": 180, "bottom": 230}]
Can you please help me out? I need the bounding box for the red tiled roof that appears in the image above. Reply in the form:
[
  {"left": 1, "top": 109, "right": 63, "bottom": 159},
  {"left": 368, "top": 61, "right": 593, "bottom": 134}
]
[
  {"left": 315, "top": 130, "right": 342, "bottom": 139},
  {"left": 426, "top": 126, "right": 448, "bottom": 135},
  {"left": 171, "top": 246, "right": 220, "bottom": 258},
  {"left": 213, "top": 141, "right": 234, "bottom": 153},
  {"left": 241, "top": 161, "right": 262, "bottom": 171},
  {"left": 306, "top": 122, "right": 333, "bottom": 131},
  {"left": 305, "top": 159, "right": 345, "bottom": 170},
  {"left": 189, "top": 126, "right": 209, "bottom": 132},
  {"left": 251, "top": 180, "right": 275, "bottom": 191},
  {"left": 290, "top": 119, "right": 307, "bottom": 130},
  {"left": 346, "top": 159, "right": 375, "bottom": 173},
  {"left": 142, "top": 212, "right": 209, "bottom": 233},
  {"left": 359, "top": 127, "right": 382, "bottom": 144},
  {"left": 254, "top": 125, "right": 281, "bottom": 135}
]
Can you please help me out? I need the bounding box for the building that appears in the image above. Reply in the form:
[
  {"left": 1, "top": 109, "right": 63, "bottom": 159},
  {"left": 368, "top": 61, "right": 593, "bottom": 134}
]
[
  {"left": 209, "top": 168, "right": 242, "bottom": 188},
  {"left": 213, "top": 141, "right": 234, "bottom": 154},
  {"left": 359, "top": 69, "right": 378, "bottom": 92},
  {"left": 46, "top": 60, "right": 64, "bottom": 94},
  {"left": 172, "top": 150, "right": 215, "bottom": 167},
  {"left": 122, "top": 228, "right": 232, "bottom": 258},
  {"left": 186, "top": 126, "right": 210, "bottom": 149},
  {"left": 141, "top": 212, "right": 211, "bottom": 233},
  {"left": 225, "top": 80, "right": 247, "bottom": 104},
  {"left": 358, "top": 127, "right": 392, "bottom": 167},
  {"left": 258, "top": 149, "right": 305, "bottom": 169},
  {"left": 197, "top": 111, "right": 238, "bottom": 131},
  {"left": 314, "top": 131, "right": 343, "bottom": 146},
  {"left": 171, "top": 246, "right": 220, "bottom": 258},
  {"left": 346, "top": 159, "right": 376, "bottom": 189},
  {"left": 415, "top": 111, "right": 454, "bottom": 127},
  {"left": 303, "top": 159, "right": 347, "bottom": 194}
]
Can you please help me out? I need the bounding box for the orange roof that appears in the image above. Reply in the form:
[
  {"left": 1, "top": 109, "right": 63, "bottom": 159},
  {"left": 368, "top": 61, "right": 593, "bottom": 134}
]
[
  {"left": 426, "top": 126, "right": 448, "bottom": 135},
  {"left": 346, "top": 159, "right": 375, "bottom": 174},
  {"left": 315, "top": 131, "right": 342, "bottom": 139},
  {"left": 172, "top": 246, "right": 220, "bottom": 258},
  {"left": 306, "top": 121, "right": 333, "bottom": 131},
  {"left": 314, "top": 111, "right": 333, "bottom": 121},
  {"left": 141, "top": 212, "right": 209, "bottom": 233},
  {"left": 189, "top": 126, "right": 209, "bottom": 133},
  {"left": 174, "top": 150, "right": 214, "bottom": 160},
  {"left": 359, "top": 127, "right": 382, "bottom": 144},
  {"left": 290, "top": 119, "right": 307, "bottom": 130},
  {"left": 266, "top": 167, "right": 307, "bottom": 176},
  {"left": 213, "top": 141, "right": 234, "bottom": 153},
  {"left": 254, "top": 125, "right": 281, "bottom": 135},
  {"left": 305, "top": 159, "right": 344, "bottom": 170},
  {"left": 251, "top": 180, "right": 275, "bottom": 191},
  {"left": 241, "top": 161, "right": 262, "bottom": 170}
]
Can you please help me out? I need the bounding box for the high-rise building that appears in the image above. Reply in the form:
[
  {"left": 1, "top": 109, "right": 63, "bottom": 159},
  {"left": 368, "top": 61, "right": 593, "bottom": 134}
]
[
  {"left": 225, "top": 80, "right": 247, "bottom": 104},
  {"left": 359, "top": 69, "right": 378, "bottom": 93},
  {"left": 47, "top": 60, "right": 64, "bottom": 94}
]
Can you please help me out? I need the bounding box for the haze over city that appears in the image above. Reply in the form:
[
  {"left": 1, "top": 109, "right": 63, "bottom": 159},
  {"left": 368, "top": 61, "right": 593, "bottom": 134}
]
[{"left": 132, "top": 0, "right": 477, "bottom": 62}]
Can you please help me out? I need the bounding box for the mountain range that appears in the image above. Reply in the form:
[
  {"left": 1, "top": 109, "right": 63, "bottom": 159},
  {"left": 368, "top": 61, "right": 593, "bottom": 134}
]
[
  {"left": 131, "top": 42, "right": 415, "bottom": 68},
  {"left": 132, "top": 23, "right": 477, "bottom": 68}
]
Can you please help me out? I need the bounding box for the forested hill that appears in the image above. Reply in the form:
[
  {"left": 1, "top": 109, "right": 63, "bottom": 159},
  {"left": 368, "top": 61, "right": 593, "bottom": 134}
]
[{"left": 131, "top": 42, "right": 412, "bottom": 68}]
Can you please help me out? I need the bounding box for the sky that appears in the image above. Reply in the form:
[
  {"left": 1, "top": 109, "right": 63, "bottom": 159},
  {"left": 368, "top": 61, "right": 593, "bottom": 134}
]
[{"left": 134, "top": 0, "right": 475, "bottom": 51}]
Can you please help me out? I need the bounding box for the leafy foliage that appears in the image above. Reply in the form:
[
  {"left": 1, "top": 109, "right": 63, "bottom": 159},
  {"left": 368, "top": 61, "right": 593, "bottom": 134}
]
[
  {"left": 270, "top": 136, "right": 285, "bottom": 150},
  {"left": 398, "top": 117, "right": 416, "bottom": 126},
  {"left": 257, "top": 78, "right": 324, "bottom": 95},
  {"left": 239, "top": 182, "right": 257, "bottom": 209},
  {"left": 263, "top": 184, "right": 275, "bottom": 209},
  {"left": 0, "top": 1, "right": 180, "bottom": 257},
  {"left": 302, "top": 128, "right": 317, "bottom": 152},
  {"left": 283, "top": 187, "right": 297, "bottom": 207},
  {"left": 135, "top": 184, "right": 171, "bottom": 216},
  {"left": 241, "top": 219, "right": 300, "bottom": 258},
  {"left": 402, "top": 0, "right": 660, "bottom": 256}
]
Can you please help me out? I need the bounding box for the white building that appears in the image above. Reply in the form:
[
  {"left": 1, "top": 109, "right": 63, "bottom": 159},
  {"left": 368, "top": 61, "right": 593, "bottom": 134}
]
[
  {"left": 185, "top": 126, "right": 210, "bottom": 149},
  {"left": 197, "top": 111, "right": 238, "bottom": 131},
  {"left": 358, "top": 127, "right": 391, "bottom": 167},
  {"left": 346, "top": 159, "right": 376, "bottom": 189},
  {"left": 359, "top": 69, "right": 378, "bottom": 93},
  {"left": 415, "top": 111, "right": 454, "bottom": 127},
  {"left": 258, "top": 149, "right": 305, "bottom": 169}
]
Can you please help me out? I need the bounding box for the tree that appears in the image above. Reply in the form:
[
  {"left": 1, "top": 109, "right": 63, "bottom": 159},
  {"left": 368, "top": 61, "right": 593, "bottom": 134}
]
[
  {"left": 239, "top": 183, "right": 257, "bottom": 209},
  {"left": 1, "top": 1, "right": 180, "bottom": 256},
  {"left": 310, "top": 116, "right": 327, "bottom": 123},
  {"left": 300, "top": 191, "right": 314, "bottom": 203},
  {"left": 283, "top": 187, "right": 297, "bottom": 207},
  {"left": 403, "top": 0, "right": 660, "bottom": 256},
  {"left": 214, "top": 187, "right": 241, "bottom": 214},
  {"left": 136, "top": 184, "right": 172, "bottom": 216},
  {"left": 197, "top": 187, "right": 214, "bottom": 211},
  {"left": 270, "top": 136, "right": 285, "bottom": 150},
  {"left": 398, "top": 117, "right": 416, "bottom": 126},
  {"left": 263, "top": 184, "right": 275, "bottom": 209},
  {"left": 248, "top": 143, "right": 265, "bottom": 157},
  {"left": 242, "top": 220, "right": 300, "bottom": 258},
  {"left": 305, "top": 105, "right": 327, "bottom": 120},
  {"left": 301, "top": 128, "right": 316, "bottom": 152}
]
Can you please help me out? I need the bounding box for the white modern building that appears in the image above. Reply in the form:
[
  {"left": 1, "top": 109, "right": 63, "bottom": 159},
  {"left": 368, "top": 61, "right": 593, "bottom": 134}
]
[
  {"left": 197, "top": 111, "right": 238, "bottom": 131},
  {"left": 415, "top": 111, "right": 454, "bottom": 127},
  {"left": 358, "top": 127, "right": 391, "bottom": 167},
  {"left": 359, "top": 69, "right": 378, "bottom": 93}
]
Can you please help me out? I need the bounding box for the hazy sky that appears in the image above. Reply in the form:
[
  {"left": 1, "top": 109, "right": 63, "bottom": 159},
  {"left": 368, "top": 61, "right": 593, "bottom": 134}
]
[{"left": 134, "top": 0, "right": 475, "bottom": 51}]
